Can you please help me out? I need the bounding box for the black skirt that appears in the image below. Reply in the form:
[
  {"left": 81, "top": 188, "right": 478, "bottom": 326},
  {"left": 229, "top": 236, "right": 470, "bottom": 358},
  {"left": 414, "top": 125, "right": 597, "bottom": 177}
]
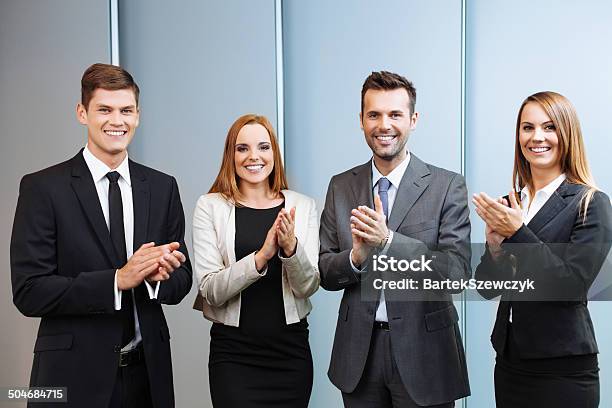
[
  {"left": 209, "top": 320, "right": 313, "bottom": 408},
  {"left": 494, "top": 323, "right": 599, "bottom": 408}
]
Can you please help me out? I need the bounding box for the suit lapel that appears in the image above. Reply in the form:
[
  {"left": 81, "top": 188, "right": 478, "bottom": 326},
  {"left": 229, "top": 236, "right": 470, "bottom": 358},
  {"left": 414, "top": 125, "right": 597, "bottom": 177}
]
[
  {"left": 130, "top": 161, "right": 150, "bottom": 251},
  {"left": 350, "top": 162, "right": 378, "bottom": 307},
  {"left": 350, "top": 161, "right": 374, "bottom": 209},
  {"left": 387, "top": 154, "right": 430, "bottom": 231},
  {"left": 70, "top": 151, "right": 119, "bottom": 266},
  {"left": 526, "top": 181, "right": 578, "bottom": 235},
  {"left": 226, "top": 204, "right": 237, "bottom": 263}
]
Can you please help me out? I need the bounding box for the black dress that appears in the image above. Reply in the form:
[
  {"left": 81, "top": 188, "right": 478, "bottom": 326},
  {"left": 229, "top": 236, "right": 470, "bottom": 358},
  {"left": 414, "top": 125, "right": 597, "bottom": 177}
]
[{"left": 209, "top": 203, "right": 313, "bottom": 408}]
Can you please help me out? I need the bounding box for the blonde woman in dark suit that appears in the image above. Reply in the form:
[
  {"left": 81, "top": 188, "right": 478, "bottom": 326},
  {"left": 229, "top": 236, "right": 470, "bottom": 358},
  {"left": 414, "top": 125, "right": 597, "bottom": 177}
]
[
  {"left": 192, "top": 114, "right": 319, "bottom": 407},
  {"left": 474, "top": 91, "right": 612, "bottom": 407}
]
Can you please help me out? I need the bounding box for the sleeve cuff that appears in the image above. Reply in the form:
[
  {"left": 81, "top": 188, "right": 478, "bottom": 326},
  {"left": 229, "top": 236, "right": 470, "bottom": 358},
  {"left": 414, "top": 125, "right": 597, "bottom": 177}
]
[
  {"left": 504, "top": 223, "right": 539, "bottom": 244},
  {"left": 144, "top": 280, "right": 160, "bottom": 299},
  {"left": 349, "top": 249, "right": 366, "bottom": 273},
  {"left": 278, "top": 238, "right": 299, "bottom": 260},
  {"left": 380, "top": 231, "right": 394, "bottom": 255},
  {"left": 252, "top": 252, "right": 268, "bottom": 276},
  {"left": 114, "top": 270, "right": 121, "bottom": 311}
]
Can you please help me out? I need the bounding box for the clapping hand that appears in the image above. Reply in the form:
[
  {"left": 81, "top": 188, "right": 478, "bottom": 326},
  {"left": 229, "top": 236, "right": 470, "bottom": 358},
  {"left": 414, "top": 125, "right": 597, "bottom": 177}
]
[
  {"left": 255, "top": 220, "right": 279, "bottom": 272},
  {"left": 350, "top": 194, "right": 389, "bottom": 267},
  {"left": 473, "top": 191, "right": 523, "bottom": 238},
  {"left": 277, "top": 207, "right": 297, "bottom": 257},
  {"left": 147, "top": 242, "right": 187, "bottom": 282}
]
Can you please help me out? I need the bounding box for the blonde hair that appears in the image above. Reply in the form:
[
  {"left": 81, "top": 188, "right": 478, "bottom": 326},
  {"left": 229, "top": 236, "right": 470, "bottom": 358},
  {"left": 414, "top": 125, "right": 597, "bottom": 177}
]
[
  {"left": 209, "top": 114, "right": 288, "bottom": 204},
  {"left": 512, "top": 91, "right": 597, "bottom": 220}
]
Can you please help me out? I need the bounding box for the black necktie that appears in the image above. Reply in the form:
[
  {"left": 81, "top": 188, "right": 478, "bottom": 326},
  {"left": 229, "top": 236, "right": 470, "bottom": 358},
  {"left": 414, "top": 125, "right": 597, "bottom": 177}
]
[{"left": 106, "top": 171, "right": 135, "bottom": 346}]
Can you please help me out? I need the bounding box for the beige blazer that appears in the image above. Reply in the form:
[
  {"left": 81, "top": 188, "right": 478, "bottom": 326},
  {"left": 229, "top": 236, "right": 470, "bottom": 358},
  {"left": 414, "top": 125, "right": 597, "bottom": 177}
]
[{"left": 192, "top": 190, "right": 320, "bottom": 326}]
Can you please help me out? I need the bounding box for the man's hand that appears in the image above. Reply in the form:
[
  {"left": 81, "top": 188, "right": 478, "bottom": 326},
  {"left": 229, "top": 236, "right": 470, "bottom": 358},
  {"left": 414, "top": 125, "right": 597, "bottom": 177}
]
[
  {"left": 350, "top": 195, "right": 389, "bottom": 267},
  {"left": 146, "top": 242, "right": 185, "bottom": 283},
  {"left": 350, "top": 194, "right": 389, "bottom": 247},
  {"left": 350, "top": 222, "right": 369, "bottom": 268},
  {"left": 117, "top": 242, "right": 165, "bottom": 290}
]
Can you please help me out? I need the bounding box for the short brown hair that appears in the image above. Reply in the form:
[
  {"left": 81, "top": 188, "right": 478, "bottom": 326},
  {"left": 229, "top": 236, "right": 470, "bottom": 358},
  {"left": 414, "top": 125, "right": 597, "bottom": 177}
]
[
  {"left": 81, "top": 63, "right": 140, "bottom": 110},
  {"left": 361, "top": 71, "right": 416, "bottom": 114},
  {"left": 209, "top": 114, "right": 288, "bottom": 204}
]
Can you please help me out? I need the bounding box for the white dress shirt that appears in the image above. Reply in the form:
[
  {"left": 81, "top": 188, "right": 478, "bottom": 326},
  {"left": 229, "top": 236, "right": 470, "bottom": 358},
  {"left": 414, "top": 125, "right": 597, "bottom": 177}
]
[
  {"left": 508, "top": 172, "right": 566, "bottom": 322},
  {"left": 520, "top": 173, "right": 567, "bottom": 224},
  {"left": 82, "top": 145, "right": 159, "bottom": 350},
  {"left": 350, "top": 152, "right": 411, "bottom": 322}
]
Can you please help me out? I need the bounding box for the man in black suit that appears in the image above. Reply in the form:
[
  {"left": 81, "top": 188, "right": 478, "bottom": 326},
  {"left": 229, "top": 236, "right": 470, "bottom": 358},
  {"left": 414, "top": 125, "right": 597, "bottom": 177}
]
[
  {"left": 10, "top": 63, "right": 192, "bottom": 408},
  {"left": 319, "top": 71, "right": 471, "bottom": 407}
]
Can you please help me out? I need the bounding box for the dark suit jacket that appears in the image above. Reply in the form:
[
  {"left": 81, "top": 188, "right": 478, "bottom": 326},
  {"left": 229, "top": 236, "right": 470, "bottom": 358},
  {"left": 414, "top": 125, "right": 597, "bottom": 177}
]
[
  {"left": 10, "top": 150, "right": 193, "bottom": 408},
  {"left": 319, "top": 154, "right": 471, "bottom": 406},
  {"left": 475, "top": 181, "right": 612, "bottom": 359}
]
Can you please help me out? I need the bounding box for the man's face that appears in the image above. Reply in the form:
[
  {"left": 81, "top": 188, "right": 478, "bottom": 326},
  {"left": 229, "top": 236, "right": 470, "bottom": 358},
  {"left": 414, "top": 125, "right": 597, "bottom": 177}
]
[
  {"left": 77, "top": 88, "right": 139, "bottom": 161},
  {"left": 360, "top": 88, "right": 418, "bottom": 162}
]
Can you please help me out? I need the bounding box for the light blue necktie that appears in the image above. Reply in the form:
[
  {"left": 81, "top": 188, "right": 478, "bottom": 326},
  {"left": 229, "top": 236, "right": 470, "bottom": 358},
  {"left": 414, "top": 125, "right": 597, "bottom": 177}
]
[
  {"left": 375, "top": 177, "right": 391, "bottom": 322},
  {"left": 378, "top": 177, "right": 391, "bottom": 221}
]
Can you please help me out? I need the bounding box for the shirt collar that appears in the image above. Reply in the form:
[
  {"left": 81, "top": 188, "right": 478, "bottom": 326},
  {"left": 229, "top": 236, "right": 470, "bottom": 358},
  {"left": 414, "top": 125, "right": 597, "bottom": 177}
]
[
  {"left": 83, "top": 144, "right": 131, "bottom": 187},
  {"left": 520, "top": 173, "right": 566, "bottom": 201},
  {"left": 371, "top": 151, "right": 411, "bottom": 189}
]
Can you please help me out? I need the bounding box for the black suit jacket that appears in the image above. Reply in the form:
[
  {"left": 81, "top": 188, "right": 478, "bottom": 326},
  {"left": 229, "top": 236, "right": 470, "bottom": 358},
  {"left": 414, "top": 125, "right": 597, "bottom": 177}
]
[
  {"left": 10, "top": 150, "right": 192, "bottom": 408},
  {"left": 475, "top": 181, "right": 612, "bottom": 359},
  {"left": 319, "top": 155, "right": 471, "bottom": 406}
]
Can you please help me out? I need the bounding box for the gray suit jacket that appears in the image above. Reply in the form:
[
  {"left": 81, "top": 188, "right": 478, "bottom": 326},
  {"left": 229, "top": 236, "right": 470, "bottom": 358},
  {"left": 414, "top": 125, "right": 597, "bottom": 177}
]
[{"left": 319, "top": 154, "right": 471, "bottom": 406}]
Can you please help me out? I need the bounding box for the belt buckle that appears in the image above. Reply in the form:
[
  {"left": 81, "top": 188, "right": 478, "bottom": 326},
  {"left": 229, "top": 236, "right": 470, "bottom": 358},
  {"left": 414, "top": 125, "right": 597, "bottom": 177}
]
[
  {"left": 119, "top": 351, "right": 129, "bottom": 367},
  {"left": 119, "top": 350, "right": 131, "bottom": 367},
  {"left": 375, "top": 321, "right": 390, "bottom": 331}
]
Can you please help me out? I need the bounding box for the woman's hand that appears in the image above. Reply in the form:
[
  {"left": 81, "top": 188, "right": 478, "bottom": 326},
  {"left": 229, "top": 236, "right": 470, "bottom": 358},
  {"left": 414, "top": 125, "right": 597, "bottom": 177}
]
[
  {"left": 255, "top": 222, "right": 279, "bottom": 272},
  {"left": 485, "top": 224, "right": 506, "bottom": 260},
  {"left": 277, "top": 207, "right": 297, "bottom": 257},
  {"left": 473, "top": 191, "right": 523, "bottom": 238}
]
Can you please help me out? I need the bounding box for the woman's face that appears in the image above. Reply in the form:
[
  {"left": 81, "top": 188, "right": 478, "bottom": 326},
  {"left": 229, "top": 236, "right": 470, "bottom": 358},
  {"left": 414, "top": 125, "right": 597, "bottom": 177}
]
[
  {"left": 518, "top": 102, "right": 561, "bottom": 175},
  {"left": 234, "top": 123, "right": 274, "bottom": 189}
]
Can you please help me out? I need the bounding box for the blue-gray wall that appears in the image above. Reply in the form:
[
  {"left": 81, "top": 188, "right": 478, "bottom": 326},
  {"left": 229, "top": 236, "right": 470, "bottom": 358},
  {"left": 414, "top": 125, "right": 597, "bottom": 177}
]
[{"left": 0, "top": 2, "right": 110, "bottom": 406}]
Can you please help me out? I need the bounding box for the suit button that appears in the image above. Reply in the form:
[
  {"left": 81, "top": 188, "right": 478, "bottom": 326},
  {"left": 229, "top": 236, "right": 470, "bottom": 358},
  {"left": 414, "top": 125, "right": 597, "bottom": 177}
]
[
  {"left": 114, "top": 345, "right": 121, "bottom": 353},
  {"left": 368, "top": 308, "right": 374, "bottom": 315}
]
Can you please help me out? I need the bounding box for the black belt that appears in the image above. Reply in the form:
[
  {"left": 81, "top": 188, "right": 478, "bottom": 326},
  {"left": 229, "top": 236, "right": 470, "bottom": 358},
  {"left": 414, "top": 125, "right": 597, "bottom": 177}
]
[
  {"left": 119, "top": 345, "right": 144, "bottom": 367},
  {"left": 374, "top": 321, "right": 390, "bottom": 331}
]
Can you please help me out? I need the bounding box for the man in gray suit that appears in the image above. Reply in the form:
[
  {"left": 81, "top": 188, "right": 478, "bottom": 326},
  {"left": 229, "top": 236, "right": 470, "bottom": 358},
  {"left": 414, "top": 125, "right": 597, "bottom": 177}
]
[{"left": 319, "top": 71, "right": 471, "bottom": 407}]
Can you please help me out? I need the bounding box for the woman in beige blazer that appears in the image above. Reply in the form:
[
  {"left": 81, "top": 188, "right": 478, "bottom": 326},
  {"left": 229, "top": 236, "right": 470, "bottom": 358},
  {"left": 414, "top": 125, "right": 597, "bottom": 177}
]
[{"left": 192, "top": 114, "right": 320, "bottom": 407}]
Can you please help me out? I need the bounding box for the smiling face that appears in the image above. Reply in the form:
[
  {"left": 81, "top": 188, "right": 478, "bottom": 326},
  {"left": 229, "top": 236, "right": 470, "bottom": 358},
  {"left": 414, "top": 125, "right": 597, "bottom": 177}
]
[
  {"left": 77, "top": 88, "right": 139, "bottom": 167},
  {"left": 234, "top": 123, "right": 274, "bottom": 190},
  {"left": 518, "top": 102, "right": 562, "bottom": 178},
  {"left": 360, "top": 88, "right": 418, "bottom": 170}
]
